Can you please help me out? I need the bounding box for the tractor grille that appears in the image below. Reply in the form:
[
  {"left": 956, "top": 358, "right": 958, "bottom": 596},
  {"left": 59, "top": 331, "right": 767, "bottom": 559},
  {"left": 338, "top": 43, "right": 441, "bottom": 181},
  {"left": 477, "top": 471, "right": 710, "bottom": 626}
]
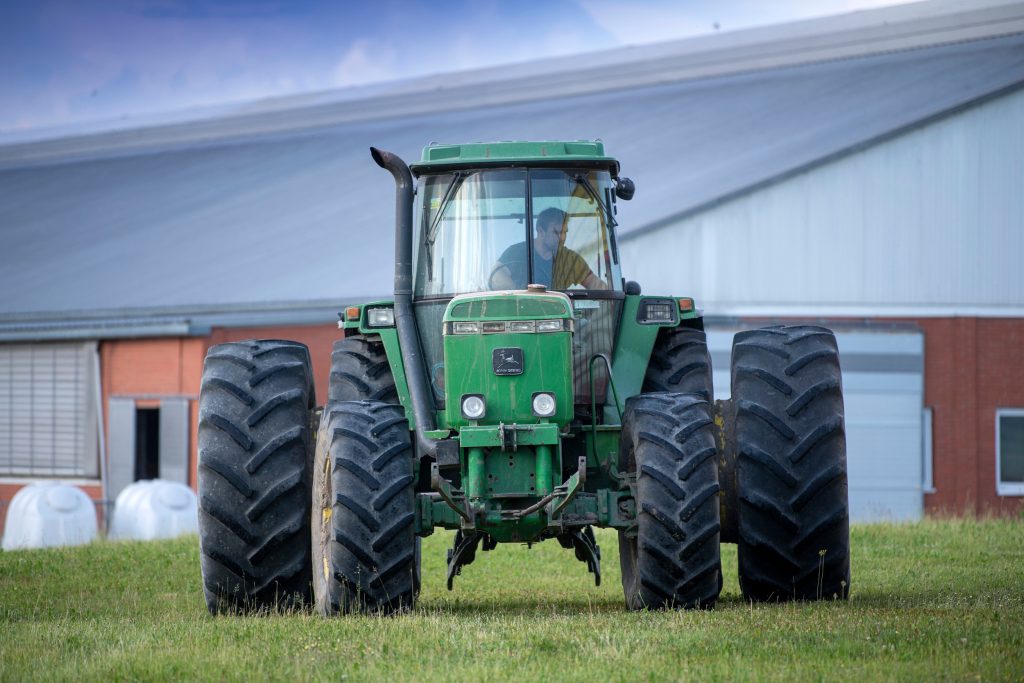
[
  {"left": 571, "top": 298, "right": 620, "bottom": 409},
  {"left": 414, "top": 300, "right": 449, "bottom": 407},
  {"left": 414, "top": 297, "right": 620, "bottom": 411}
]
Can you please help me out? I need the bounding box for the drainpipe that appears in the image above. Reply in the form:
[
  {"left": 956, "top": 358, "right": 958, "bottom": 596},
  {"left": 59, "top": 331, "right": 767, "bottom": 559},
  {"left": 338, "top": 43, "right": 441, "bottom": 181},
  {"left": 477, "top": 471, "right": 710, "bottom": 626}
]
[{"left": 94, "top": 346, "right": 109, "bottom": 532}]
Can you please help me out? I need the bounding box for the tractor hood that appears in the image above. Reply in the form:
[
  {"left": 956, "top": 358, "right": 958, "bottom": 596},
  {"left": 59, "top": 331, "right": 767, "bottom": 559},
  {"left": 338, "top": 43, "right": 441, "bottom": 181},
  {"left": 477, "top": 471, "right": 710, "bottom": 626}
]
[{"left": 442, "top": 289, "right": 575, "bottom": 429}]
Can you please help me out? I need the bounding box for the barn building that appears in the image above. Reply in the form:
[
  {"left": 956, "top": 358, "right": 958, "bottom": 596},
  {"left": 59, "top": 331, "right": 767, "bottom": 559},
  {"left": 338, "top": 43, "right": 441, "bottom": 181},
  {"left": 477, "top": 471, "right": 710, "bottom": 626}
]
[{"left": 1, "top": 0, "right": 1022, "bottom": 530}]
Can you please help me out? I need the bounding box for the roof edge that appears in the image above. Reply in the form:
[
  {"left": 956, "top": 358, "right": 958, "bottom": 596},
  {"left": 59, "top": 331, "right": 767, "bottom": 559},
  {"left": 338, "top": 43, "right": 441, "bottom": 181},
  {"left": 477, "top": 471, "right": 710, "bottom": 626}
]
[
  {"left": 0, "top": 297, "right": 391, "bottom": 342},
  {"left": 3, "top": 1, "right": 1024, "bottom": 168}
]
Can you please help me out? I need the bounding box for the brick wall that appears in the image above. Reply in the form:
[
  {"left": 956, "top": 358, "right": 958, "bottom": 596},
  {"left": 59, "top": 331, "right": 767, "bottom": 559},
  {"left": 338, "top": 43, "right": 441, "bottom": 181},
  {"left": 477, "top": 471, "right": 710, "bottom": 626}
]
[
  {"left": 100, "top": 336, "right": 207, "bottom": 494},
  {"left": 104, "top": 323, "right": 340, "bottom": 496},
  {"left": 4, "top": 316, "right": 1021, "bottom": 530},
  {"left": 920, "top": 318, "right": 1024, "bottom": 516},
  {"left": 210, "top": 323, "right": 339, "bottom": 404}
]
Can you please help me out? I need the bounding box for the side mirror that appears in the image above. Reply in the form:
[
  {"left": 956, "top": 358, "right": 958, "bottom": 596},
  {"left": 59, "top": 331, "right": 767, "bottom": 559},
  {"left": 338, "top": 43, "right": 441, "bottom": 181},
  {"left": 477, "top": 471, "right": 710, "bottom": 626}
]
[{"left": 615, "top": 177, "right": 635, "bottom": 201}]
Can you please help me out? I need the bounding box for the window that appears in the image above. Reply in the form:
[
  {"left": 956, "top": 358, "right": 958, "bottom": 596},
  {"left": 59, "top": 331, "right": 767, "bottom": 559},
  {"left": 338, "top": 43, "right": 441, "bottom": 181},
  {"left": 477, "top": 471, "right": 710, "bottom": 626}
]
[
  {"left": 529, "top": 169, "right": 618, "bottom": 291},
  {"left": 0, "top": 342, "right": 98, "bottom": 477},
  {"left": 996, "top": 409, "right": 1024, "bottom": 496},
  {"left": 414, "top": 170, "right": 528, "bottom": 297},
  {"left": 412, "top": 168, "right": 621, "bottom": 297}
]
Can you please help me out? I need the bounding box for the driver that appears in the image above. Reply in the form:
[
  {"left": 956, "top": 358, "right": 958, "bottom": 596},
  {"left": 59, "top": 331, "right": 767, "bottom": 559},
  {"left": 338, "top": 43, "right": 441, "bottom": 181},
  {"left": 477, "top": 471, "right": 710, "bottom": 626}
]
[{"left": 490, "top": 208, "right": 607, "bottom": 290}]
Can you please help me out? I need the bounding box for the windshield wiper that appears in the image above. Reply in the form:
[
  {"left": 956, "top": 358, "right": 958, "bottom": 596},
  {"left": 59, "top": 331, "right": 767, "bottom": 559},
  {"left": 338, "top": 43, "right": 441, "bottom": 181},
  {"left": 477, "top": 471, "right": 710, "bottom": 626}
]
[
  {"left": 573, "top": 173, "right": 617, "bottom": 228},
  {"left": 424, "top": 173, "right": 464, "bottom": 280}
]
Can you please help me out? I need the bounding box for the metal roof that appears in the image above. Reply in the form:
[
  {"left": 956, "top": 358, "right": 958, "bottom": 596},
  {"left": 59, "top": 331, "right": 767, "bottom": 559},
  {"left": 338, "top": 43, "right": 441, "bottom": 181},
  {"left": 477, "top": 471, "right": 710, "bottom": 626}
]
[
  {"left": 4, "top": 0, "right": 1022, "bottom": 159},
  {"left": 1, "top": 5, "right": 1023, "bottom": 338}
]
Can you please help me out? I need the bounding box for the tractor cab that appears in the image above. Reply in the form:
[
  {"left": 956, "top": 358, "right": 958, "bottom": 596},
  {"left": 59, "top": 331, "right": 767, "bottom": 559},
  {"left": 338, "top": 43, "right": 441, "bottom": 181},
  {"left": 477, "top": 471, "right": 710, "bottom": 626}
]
[
  {"left": 409, "top": 142, "right": 626, "bottom": 297},
  {"left": 407, "top": 141, "right": 633, "bottom": 417}
]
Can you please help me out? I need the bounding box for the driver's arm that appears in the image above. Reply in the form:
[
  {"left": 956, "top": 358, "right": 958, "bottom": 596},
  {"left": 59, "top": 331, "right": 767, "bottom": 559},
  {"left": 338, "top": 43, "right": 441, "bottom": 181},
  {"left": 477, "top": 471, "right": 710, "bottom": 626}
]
[
  {"left": 581, "top": 270, "right": 608, "bottom": 290},
  {"left": 559, "top": 248, "right": 608, "bottom": 290},
  {"left": 489, "top": 263, "right": 516, "bottom": 290}
]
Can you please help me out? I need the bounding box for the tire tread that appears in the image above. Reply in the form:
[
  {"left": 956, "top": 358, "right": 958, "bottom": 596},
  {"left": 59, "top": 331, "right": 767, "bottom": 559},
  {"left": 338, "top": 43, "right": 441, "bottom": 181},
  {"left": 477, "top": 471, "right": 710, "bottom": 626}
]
[
  {"left": 732, "top": 326, "right": 851, "bottom": 602},
  {"left": 618, "top": 393, "right": 722, "bottom": 610},
  {"left": 197, "top": 339, "right": 315, "bottom": 615},
  {"left": 313, "top": 401, "right": 418, "bottom": 615}
]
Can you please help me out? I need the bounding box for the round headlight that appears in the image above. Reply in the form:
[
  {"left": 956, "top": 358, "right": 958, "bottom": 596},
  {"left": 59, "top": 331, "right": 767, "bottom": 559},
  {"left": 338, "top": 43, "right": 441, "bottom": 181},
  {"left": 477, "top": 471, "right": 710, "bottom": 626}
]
[
  {"left": 531, "top": 392, "right": 556, "bottom": 418},
  {"left": 461, "top": 394, "right": 486, "bottom": 420}
]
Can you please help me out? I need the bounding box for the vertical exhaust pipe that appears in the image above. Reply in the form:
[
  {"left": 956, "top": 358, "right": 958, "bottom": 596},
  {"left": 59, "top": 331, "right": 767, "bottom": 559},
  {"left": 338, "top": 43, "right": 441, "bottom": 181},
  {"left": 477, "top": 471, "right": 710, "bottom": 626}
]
[{"left": 370, "top": 147, "right": 437, "bottom": 459}]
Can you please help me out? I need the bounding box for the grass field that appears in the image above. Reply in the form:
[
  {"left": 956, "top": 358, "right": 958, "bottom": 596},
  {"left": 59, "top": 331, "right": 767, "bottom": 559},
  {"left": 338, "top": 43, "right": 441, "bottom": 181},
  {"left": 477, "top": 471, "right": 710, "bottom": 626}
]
[{"left": 1, "top": 519, "right": 1022, "bottom": 682}]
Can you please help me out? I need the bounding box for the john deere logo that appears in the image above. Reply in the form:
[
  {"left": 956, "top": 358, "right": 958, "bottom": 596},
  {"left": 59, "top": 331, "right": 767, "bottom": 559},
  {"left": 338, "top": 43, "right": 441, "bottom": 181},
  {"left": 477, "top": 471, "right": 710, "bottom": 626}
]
[{"left": 492, "top": 348, "right": 524, "bottom": 376}]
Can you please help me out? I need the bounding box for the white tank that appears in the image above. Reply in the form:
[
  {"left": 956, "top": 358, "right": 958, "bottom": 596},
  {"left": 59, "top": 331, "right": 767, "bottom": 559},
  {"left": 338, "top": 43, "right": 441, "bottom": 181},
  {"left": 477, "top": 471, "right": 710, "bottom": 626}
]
[
  {"left": 1, "top": 483, "right": 98, "bottom": 551},
  {"left": 108, "top": 480, "right": 198, "bottom": 541}
]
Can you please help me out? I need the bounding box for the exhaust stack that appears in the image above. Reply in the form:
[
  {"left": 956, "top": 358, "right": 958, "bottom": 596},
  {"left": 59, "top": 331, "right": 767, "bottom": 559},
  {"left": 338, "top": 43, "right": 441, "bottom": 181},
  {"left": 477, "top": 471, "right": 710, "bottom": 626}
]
[{"left": 370, "top": 147, "right": 437, "bottom": 459}]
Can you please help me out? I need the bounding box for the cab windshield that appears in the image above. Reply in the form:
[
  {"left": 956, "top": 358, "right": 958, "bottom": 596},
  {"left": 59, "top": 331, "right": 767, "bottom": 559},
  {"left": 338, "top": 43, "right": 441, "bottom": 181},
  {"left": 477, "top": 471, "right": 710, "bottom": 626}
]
[{"left": 412, "top": 168, "right": 621, "bottom": 298}]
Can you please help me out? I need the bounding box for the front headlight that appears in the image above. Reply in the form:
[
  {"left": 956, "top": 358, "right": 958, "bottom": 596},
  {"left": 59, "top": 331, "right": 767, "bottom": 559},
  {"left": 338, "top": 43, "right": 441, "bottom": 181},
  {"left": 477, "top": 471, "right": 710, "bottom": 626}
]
[
  {"left": 366, "top": 307, "right": 395, "bottom": 327},
  {"left": 531, "top": 392, "right": 556, "bottom": 418},
  {"left": 461, "top": 394, "right": 486, "bottom": 420},
  {"left": 637, "top": 299, "right": 678, "bottom": 325}
]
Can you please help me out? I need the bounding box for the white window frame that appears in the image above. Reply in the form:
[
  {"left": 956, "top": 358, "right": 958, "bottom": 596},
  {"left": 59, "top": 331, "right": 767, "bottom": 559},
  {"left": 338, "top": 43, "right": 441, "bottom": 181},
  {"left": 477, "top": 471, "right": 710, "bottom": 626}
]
[
  {"left": 922, "top": 407, "right": 935, "bottom": 493},
  {"left": 996, "top": 408, "right": 1024, "bottom": 496}
]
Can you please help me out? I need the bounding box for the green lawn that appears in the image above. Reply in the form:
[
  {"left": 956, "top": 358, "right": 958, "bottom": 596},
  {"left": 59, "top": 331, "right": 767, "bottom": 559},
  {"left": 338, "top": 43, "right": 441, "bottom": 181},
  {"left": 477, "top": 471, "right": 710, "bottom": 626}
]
[{"left": 1, "top": 519, "right": 1022, "bottom": 682}]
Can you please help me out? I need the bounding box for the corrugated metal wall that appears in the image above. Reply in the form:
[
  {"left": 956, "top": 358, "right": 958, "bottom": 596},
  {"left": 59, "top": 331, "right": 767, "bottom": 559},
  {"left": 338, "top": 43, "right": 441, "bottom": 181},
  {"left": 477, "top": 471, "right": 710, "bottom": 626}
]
[{"left": 619, "top": 87, "right": 1024, "bottom": 315}]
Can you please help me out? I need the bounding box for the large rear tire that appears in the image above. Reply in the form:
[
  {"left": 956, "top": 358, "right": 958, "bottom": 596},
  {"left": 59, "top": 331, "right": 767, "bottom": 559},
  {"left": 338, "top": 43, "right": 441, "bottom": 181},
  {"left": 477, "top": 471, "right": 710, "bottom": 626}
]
[
  {"left": 618, "top": 393, "right": 721, "bottom": 610},
  {"left": 731, "top": 325, "right": 850, "bottom": 601},
  {"left": 197, "top": 340, "right": 315, "bottom": 614},
  {"left": 329, "top": 335, "right": 398, "bottom": 404},
  {"left": 312, "top": 400, "right": 419, "bottom": 615},
  {"left": 643, "top": 327, "right": 714, "bottom": 401}
]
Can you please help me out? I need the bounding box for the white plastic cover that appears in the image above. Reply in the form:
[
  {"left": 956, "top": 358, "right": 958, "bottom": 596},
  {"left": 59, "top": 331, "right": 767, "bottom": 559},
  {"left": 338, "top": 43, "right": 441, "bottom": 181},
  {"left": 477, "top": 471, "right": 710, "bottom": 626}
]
[
  {"left": 1, "top": 483, "right": 98, "bottom": 550},
  {"left": 108, "top": 479, "right": 198, "bottom": 541}
]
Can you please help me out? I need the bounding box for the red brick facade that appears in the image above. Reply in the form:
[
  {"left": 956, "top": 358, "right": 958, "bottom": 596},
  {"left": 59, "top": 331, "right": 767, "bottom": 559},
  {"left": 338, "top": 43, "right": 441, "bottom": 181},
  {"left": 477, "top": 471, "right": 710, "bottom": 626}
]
[
  {"left": 919, "top": 318, "right": 1024, "bottom": 516},
  {"left": 2, "top": 317, "right": 1021, "bottom": 532}
]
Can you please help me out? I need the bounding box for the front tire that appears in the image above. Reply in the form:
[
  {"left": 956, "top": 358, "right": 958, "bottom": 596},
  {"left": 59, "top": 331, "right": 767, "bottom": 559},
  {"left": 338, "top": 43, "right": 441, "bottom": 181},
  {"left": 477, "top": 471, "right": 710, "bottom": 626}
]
[
  {"left": 731, "top": 326, "right": 850, "bottom": 601},
  {"left": 197, "top": 340, "right": 315, "bottom": 614},
  {"left": 312, "top": 400, "right": 419, "bottom": 615},
  {"left": 618, "top": 393, "right": 722, "bottom": 610}
]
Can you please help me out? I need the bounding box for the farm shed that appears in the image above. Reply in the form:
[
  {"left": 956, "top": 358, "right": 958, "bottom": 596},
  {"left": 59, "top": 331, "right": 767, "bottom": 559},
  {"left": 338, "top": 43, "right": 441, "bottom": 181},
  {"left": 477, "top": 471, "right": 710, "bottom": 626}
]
[{"left": 1, "top": 0, "right": 1022, "bottom": 530}]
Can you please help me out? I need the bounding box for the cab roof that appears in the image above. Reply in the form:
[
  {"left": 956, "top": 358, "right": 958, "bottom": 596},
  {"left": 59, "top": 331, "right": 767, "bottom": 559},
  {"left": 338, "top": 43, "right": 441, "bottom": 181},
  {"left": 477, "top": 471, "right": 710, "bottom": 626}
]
[{"left": 409, "top": 140, "right": 620, "bottom": 176}]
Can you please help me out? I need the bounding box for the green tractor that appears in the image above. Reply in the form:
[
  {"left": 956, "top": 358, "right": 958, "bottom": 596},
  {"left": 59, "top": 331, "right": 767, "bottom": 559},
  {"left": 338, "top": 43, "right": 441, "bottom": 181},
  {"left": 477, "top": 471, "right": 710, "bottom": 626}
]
[{"left": 196, "top": 141, "right": 850, "bottom": 614}]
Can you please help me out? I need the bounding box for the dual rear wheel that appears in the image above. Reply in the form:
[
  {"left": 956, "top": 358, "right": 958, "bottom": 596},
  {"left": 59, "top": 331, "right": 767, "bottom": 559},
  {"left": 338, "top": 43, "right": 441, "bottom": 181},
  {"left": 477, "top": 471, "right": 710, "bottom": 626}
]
[
  {"left": 620, "top": 324, "right": 850, "bottom": 609},
  {"left": 198, "top": 335, "right": 416, "bottom": 615},
  {"left": 315, "top": 335, "right": 420, "bottom": 614}
]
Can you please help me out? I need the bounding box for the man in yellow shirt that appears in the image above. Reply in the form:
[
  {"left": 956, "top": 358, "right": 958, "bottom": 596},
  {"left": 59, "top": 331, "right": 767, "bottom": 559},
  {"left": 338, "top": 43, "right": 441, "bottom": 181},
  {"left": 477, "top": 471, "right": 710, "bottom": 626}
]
[{"left": 490, "top": 208, "right": 607, "bottom": 290}]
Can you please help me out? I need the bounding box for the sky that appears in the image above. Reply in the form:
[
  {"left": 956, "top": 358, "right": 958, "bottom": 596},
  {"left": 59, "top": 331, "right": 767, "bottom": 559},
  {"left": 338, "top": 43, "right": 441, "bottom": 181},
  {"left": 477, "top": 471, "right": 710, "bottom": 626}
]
[{"left": 0, "top": 0, "right": 910, "bottom": 134}]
